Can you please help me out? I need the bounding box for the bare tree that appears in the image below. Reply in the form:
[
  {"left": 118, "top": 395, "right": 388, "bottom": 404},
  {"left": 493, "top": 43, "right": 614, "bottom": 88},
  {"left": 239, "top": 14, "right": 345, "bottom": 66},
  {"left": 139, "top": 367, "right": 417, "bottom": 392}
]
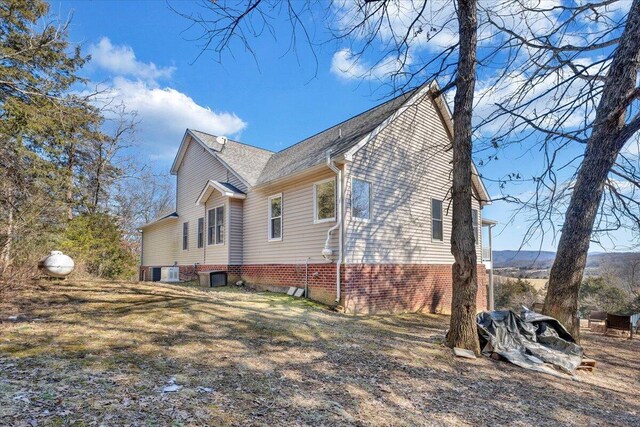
[
  {"left": 447, "top": 0, "right": 481, "bottom": 353},
  {"left": 473, "top": 0, "right": 640, "bottom": 337}
]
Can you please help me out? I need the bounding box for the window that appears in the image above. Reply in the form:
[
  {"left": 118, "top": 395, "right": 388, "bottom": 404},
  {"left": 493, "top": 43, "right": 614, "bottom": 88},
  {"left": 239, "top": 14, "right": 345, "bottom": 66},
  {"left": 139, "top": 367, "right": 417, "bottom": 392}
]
[
  {"left": 314, "top": 178, "right": 336, "bottom": 223},
  {"left": 351, "top": 178, "right": 371, "bottom": 220},
  {"left": 432, "top": 199, "right": 443, "bottom": 241},
  {"left": 197, "top": 217, "right": 204, "bottom": 248},
  {"left": 207, "top": 206, "right": 224, "bottom": 245},
  {"left": 268, "top": 194, "right": 283, "bottom": 241},
  {"left": 215, "top": 206, "right": 225, "bottom": 245},
  {"left": 182, "top": 222, "right": 189, "bottom": 250},
  {"left": 207, "top": 209, "right": 215, "bottom": 245},
  {"left": 472, "top": 209, "right": 479, "bottom": 244}
]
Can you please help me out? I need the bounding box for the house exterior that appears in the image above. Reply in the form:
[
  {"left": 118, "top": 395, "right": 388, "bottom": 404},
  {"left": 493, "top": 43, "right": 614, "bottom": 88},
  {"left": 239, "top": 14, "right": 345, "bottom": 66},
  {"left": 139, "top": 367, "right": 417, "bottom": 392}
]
[{"left": 139, "top": 82, "right": 492, "bottom": 314}]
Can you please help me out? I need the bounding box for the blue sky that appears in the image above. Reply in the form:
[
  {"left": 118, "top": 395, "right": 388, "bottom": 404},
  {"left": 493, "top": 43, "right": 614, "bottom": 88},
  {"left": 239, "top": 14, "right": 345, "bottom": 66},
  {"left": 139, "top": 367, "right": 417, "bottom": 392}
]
[{"left": 54, "top": 0, "right": 636, "bottom": 252}]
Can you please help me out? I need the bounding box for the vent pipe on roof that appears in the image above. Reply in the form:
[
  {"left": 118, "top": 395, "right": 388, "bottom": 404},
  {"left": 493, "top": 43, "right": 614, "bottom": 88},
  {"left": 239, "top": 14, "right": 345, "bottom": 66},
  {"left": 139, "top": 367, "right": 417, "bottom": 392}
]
[{"left": 338, "top": 128, "right": 342, "bottom": 138}]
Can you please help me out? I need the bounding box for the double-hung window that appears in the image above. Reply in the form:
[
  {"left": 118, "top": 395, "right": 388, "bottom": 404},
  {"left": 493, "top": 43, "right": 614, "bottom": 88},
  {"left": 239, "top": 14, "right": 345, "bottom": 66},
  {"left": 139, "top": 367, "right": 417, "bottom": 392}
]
[
  {"left": 197, "top": 217, "right": 204, "bottom": 248},
  {"left": 268, "top": 194, "right": 283, "bottom": 241},
  {"left": 207, "top": 206, "right": 225, "bottom": 245},
  {"left": 314, "top": 178, "right": 336, "bottom": 223},
  {"left": 472, "top": 209, "right": 479, "bottom": 244},
  {"left": 351, "top": 178, "right": 371, "bottom": 220},
  {"left": 182, "top": 222, "right": 189, "bottom": 250},
  {"left": 431, "top": 199, "right": 443, "bottom": 241},
  {"left": 215, "top": 206, "right": 224, "bottom": 245}
]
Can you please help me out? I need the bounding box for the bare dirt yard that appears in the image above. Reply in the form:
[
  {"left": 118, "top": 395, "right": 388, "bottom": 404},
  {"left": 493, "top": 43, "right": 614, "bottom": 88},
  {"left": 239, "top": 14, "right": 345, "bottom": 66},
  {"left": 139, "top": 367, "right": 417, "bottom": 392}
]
[{"left": 1, "top": 281, "right": 638, "bottom": 426}]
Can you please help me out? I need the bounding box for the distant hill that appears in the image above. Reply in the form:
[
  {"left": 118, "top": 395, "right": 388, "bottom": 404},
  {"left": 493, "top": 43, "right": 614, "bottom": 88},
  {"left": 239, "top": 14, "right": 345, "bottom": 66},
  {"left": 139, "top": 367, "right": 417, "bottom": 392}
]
[
  {"left": 493, "top": 250, "right": 639, "bottom": 269},
  {"left": 493, "top": 250, "right": 556, "bottom": 268}
]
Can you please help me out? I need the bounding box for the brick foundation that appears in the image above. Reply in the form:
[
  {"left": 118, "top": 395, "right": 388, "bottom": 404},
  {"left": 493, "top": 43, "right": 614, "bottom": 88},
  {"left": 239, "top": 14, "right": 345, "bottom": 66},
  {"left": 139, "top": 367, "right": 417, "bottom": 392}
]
[
  {"left": 239, "top": 263, "right": 338, "bottom": 306},
  {"left": 342, "top": 264, "right": 487, "bottom": 315},
  {"left": 139, "top": 263, "right": 487, "bottom": 315}
]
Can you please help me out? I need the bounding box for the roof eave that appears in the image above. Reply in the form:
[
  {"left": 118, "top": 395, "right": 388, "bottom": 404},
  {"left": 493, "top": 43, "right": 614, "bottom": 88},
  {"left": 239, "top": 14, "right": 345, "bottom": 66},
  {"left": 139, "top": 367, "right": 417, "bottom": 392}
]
[
  {"left": 195, "top": 180, "right": 247, "bottom": 206},
  {"left": 138, "top": 213, "right": 178, "bottom": 231}
]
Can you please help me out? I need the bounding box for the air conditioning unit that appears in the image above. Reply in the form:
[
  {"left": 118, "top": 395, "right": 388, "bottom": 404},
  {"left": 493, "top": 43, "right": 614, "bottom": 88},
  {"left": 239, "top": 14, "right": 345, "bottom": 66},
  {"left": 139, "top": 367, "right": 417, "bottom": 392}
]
[{"left": 161, "top": 266, "right": 180, "bottom": 282}]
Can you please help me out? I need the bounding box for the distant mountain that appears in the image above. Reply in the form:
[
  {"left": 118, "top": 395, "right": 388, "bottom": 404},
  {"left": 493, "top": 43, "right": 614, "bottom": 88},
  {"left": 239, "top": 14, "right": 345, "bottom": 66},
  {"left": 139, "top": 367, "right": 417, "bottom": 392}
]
[
  {"left": 493, "top": 250, "right": 556, "bottom": 268},
  {"left": 493, "top": 250, "right": 639, "bottom": 269}
]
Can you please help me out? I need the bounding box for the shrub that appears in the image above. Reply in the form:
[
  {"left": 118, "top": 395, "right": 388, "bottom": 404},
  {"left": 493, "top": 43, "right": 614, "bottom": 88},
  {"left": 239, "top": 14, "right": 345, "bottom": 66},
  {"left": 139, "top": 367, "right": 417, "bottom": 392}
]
[
  {"left": 578, "top": 277, "right": 629, "bottom": 316},
  {"left": 495, "top": 277, "right": 540, "bottom": 311},
  {"left": 59, "top": 213, "right": 137, "bottom": 280}
]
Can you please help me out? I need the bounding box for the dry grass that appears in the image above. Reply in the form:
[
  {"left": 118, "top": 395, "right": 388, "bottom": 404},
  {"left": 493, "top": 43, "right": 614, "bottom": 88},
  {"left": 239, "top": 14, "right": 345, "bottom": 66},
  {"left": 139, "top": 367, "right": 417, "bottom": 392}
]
[{"left": 0, "top": 280, "right": 638, "bottom": 426}]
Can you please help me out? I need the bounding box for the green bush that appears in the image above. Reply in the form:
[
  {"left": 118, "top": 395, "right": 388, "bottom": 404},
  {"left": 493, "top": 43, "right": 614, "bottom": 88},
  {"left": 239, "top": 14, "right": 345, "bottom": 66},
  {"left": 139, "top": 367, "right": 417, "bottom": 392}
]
[
  {"left": 60, "top": 213, "right": 137, "bottom": 280},
  {"left": 578, "top": 277, "right": 629, "bottom": 316},
  {"left": 495, "top": 278, "right": 540, "bottom": 310}
]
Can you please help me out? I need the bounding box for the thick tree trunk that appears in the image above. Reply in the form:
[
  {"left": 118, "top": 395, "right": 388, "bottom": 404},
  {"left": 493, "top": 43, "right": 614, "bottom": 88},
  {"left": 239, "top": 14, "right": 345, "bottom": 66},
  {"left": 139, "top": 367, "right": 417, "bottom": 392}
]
[
  {"left": 447, "top": 0, "right": 480, "bottom": 355},
  {"left": 544, "top": 0, "right": 640, "bottom": 339}
]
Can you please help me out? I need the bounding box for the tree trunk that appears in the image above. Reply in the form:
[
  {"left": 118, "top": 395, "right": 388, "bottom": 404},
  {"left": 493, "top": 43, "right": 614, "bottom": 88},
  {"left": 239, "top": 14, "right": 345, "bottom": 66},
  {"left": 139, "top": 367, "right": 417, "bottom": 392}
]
[
  {"left": 544, "top": 0, "right": 640, "bottom": 339},
  {"left": 66, "top": 143, "right": 75, "bottom": 220},
  {"left": 447, "top": 0, "right": 480, "bottom": 355},
  {"left": 0, "top": 191, "right": 15, "bottom": 276}
]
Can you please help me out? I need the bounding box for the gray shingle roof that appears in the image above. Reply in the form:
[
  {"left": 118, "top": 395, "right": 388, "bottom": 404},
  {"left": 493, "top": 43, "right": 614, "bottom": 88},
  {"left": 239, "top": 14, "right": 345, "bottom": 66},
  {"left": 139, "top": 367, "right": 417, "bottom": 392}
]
[
  {"left": 189, "top": 88, "right": 416, "bottom": 187},
  {"left": 189, "top": 130, "right": 273, "bottom": 186},
  {"left": 255, "top": 90, "right": 416, "bottom": 185}
]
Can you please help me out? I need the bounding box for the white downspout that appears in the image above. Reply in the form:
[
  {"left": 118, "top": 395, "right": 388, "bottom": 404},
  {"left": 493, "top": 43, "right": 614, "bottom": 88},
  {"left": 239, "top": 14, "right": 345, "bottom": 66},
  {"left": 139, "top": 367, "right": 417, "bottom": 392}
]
[{"left": 323, "top": 151, "right": 343, "bottom": 303}]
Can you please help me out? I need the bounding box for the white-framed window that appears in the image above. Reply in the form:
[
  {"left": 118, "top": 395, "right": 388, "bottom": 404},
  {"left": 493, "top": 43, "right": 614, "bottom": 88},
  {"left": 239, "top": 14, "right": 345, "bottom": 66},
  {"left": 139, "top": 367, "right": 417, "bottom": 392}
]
[
  {"left": 197, "top": 217, "right": 204, "bottom": 248},
  {"left": 472, "top": 208, "right": 479, "bottom": 244},
  {"left": 268, "top": 193, "right": 283, "bottom": 241},
  {"left": 207, "top": 209, "right": 215, "bottom": 245},
  {"left": 182, "top": 221, "right": 189, "bottom": 250},
  {"left": 314, "top": 178, "right": 336, "bottom": 223},
  {"left": 215, "top": 205, "right": 225, "bottom": 245},
  {"left": 431, "top": 199, "right": 443, "bottom": 241},
  {"left": 351, "top": 178, "right": 371, "bottom": 220},
  {"left": 207, "top": 205, "right": 225, "bottom": 245}
]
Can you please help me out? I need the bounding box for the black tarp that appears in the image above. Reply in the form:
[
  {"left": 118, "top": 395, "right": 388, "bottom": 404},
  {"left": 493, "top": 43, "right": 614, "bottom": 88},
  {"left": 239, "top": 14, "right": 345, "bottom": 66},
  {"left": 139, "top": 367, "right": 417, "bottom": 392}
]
[{"left": 476, "top": 309, "right": 584, "bottom": 375}]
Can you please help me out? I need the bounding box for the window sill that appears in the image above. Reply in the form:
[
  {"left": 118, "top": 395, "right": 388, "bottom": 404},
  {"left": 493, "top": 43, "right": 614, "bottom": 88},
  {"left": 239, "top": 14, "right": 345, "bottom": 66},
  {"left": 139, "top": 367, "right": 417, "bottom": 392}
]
[
  {"left": 268, "top": 238, "right": 283, "bottom": 242},
  {"left": 314, "top": 218, "right": 336, "bottom": 224}
]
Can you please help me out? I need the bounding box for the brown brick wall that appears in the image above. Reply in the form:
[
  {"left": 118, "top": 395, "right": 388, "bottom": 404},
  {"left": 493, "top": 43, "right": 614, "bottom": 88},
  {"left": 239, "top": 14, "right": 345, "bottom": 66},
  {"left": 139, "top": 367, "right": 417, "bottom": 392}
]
[
  {"left": 342, "top": 264, "right": 487, "bottom": 315},
  {"left": 239, "top": 263, "right": 338, "bottom": 305},
  {"left": 139, "top": 263, "right": 488, "bottom": 315}
]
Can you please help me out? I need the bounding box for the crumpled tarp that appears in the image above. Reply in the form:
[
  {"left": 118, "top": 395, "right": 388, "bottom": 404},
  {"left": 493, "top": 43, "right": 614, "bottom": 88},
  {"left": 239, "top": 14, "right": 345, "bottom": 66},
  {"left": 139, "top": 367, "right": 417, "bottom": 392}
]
[{"left": 476, "top": 309, "right": 584, "bottom": 375}]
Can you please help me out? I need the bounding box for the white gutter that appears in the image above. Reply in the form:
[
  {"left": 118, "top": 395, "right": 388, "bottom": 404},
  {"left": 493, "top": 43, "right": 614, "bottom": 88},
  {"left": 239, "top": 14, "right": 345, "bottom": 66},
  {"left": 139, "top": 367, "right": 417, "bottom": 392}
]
[{"left": 322, "top": 151, "right": 343, "bottom": 303}]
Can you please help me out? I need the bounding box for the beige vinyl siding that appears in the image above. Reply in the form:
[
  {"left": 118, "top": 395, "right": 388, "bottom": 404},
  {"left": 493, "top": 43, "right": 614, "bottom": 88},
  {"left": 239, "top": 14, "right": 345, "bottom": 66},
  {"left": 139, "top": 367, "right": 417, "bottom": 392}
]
[
  {"left": 141, "top": 220, "right": 178, "bottom": 266},
  {"left": 229, "top": 199, "right": 243, "bottom": 265},
  {"left": 204, "top": 193, "right": 229, "bottom": 265},
  {"left": 242, "top": 168, "right": 340, "bottom": 264},
  {"left": 175, "top": 136, "right": 246, "bottom": 265},
  {"left": 345, "top": 93, "right": 482, "bottom": 264}
]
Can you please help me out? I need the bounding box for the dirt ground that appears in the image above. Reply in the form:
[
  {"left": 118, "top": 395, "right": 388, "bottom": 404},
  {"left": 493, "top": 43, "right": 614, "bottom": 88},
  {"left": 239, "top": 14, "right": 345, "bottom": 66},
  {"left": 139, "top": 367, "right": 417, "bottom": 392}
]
[{"left": 1, "top": 281, "right": 638, "bottom": 426}]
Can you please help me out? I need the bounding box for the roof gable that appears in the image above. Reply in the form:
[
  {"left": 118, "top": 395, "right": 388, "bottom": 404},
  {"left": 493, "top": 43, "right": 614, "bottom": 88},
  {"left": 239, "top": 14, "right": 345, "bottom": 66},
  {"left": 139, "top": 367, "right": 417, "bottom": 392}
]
[
  {"left": 170, "top": 129, "right": 273, "bottom": 187},
  {"left": 168, "top": 81, "right": 490, "bottom": 205}
]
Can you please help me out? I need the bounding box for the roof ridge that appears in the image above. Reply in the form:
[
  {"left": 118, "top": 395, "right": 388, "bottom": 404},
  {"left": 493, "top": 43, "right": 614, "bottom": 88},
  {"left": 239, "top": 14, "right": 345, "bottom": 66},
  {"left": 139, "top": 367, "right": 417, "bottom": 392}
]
[
  {"left": 188, "top": 88, "right": 415, "bottom": 157},
  {"left": 188, "top": 129, "right": 275, "bottom": 154},
  {"left": 272, "top": 89, "right": 417, "bottom": 155}
]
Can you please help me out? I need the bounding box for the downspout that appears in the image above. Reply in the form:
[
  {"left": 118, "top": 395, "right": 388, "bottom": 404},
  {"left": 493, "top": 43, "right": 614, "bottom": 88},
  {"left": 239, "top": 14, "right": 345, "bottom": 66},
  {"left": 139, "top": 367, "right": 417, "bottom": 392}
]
[{"left": 323, "top": 151, "right": 343, "bottom": 303}]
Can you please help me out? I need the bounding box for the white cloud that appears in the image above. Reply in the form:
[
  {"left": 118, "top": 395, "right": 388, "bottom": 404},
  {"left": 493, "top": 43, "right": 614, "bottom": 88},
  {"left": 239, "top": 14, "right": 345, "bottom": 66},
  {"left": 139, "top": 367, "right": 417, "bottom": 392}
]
[
  {"left": 86, "top": 38, "right": 247, "bottom": 161},
  {"left": 330, "top": 48, "right": 410, "bottom": 81},
  {"left": 88, "top": 37, "right": 175, "bottom": 82}
]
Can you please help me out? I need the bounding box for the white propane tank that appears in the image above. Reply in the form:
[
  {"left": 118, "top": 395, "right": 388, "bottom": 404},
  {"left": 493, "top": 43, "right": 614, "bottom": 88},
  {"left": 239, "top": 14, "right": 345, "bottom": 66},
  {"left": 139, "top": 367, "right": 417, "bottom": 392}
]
[{"left": 38, "top": 251, "right": 75, "bottom": 278}]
